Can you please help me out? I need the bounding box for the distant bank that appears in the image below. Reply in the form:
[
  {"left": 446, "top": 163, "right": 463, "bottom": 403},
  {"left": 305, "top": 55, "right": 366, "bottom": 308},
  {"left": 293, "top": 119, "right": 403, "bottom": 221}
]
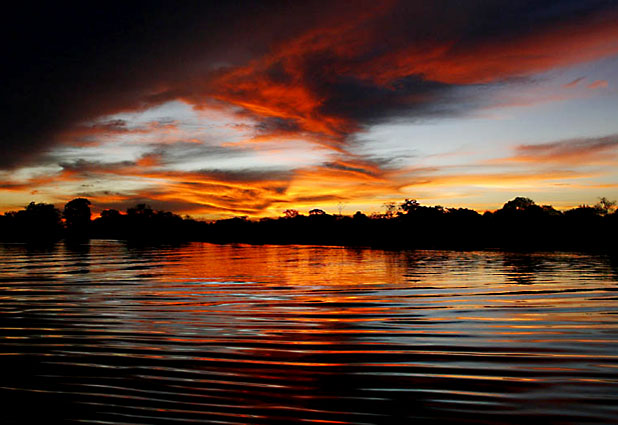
[{"left": 1, "top": 197, "right": 617, "bottom": 252}]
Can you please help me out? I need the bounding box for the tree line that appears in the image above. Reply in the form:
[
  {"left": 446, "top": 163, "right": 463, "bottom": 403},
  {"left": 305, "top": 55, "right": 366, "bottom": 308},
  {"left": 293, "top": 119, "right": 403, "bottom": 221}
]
[{"left": 0, "top": 196, "right": 617, "bottom": 251}]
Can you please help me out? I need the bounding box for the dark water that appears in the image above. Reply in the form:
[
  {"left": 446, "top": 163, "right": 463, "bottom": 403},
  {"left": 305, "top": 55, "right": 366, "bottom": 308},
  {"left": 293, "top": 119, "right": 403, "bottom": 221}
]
[{"left": 1, "top": 241, "right": 618, "bottom": 424}]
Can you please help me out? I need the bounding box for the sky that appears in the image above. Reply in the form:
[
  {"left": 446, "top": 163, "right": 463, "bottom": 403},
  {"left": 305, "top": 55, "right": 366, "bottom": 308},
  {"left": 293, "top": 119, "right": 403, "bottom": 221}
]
[{"left": 2, "top": 0, "right": 618, "bottom": 218}]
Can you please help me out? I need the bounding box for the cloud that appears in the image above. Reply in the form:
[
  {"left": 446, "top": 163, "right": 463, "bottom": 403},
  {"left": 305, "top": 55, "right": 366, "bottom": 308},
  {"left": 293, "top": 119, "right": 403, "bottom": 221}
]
[
  {"left": 2, "top": 1, "right": 618, "bottom": 216},
  {"left": 500, "top": 134, "right": 618, "bottom": 165},
  {"left": 58, "top": 154, "right": 400, "bottom": 216},
  {"left": 3, "top": 1, "right": 618, "bottom": 170},
  {"left": 401, "top": 169, "right": 598, "bottom": 189},
  {"left": 196, "top": 0, "right": 618, "bottom": 163},
  {"left": 56, "top": 120, "right": 181, "bottom": 147},
  {"left": 588, "top": 80, "right": 609, "bottom": 89},
  {"left": 0, "top": 1, "right": 318, "bottom": 168},
  {"left": 71, "top": 163, "right": 292, "bottom": 215},
  {"left": 564, "top": 77, "right": 585, "bottom": 88}
]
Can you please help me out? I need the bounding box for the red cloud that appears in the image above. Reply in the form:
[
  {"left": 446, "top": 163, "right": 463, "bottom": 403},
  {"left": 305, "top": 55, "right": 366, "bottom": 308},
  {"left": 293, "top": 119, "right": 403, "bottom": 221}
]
[{"left": 196, "top": 3, "right": 618, "bottom": 156}]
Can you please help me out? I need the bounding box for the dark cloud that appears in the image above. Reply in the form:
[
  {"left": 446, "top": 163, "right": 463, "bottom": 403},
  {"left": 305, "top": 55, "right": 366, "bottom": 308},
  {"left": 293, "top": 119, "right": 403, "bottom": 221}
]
[
  {"left": 0, "top": 1, "right": 339, "bottom": 168},
  {"left": 193, "top": 168, "right": 292, "bottom": 184},
  {"left": 145, "top": 142, "right": 248, "bottom": 166},
  {"left": 58, "top": 159, "right": 135, "bottom": 175},
  {"left": 2, "top": 0, "right": 617, "bottom": 170},
  {"left": 42, "top": 141, "right": 250, "bottom": 174},
  {"left": 255, "top": 117, "right": 302, "bottom": 134},
  {"left": 291, "top": 194, "right": 345, "bottom": 204},
  {"left": 92, "top": 196, "right": 212, "bottom": 215},
  {"left": 75, "top": 120, "right": 130, "bottom": 134},
  {"left": 323, "top": 161, "right": 379, "bottom": 177},
  {"left": 316, "top": 75, "right": 455, "bottom": 125}
]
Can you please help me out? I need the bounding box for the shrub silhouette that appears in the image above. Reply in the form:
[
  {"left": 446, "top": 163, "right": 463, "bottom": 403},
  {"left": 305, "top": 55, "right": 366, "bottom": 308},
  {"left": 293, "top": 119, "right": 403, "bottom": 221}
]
[{"left": 0, "top": 196, "right": 616, "bottom": 252}]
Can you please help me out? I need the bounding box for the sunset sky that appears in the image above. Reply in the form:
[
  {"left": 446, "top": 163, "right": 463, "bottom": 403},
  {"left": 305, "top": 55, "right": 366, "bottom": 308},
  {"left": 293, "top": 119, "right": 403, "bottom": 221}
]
[{"left": 2, "top": 1, "right": 618, "bottom": 218}]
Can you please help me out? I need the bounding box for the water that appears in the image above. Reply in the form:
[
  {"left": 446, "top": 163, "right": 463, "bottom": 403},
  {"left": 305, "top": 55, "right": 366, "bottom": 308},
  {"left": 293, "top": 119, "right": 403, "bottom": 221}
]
[{"left": 1, "top": 241, "right": 617, "bottom": 424}]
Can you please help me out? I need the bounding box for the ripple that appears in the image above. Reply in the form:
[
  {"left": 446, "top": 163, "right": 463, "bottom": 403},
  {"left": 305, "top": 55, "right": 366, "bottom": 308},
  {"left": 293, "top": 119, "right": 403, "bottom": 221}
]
[{"left": 1, "top": 241, "right": 617, "bottom": 424}]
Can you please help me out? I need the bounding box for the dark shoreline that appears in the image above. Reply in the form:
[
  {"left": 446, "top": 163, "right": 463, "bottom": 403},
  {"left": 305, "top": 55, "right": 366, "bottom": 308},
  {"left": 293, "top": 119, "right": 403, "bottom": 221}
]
[{"left": 2, "top": 197, "right": 617, "bottom": 253}]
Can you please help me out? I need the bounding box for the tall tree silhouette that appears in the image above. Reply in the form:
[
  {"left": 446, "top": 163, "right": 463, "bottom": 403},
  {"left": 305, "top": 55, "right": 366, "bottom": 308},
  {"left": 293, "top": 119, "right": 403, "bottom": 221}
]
[{"left": 63, "top": 198, "right": 91, "bottom": 239}]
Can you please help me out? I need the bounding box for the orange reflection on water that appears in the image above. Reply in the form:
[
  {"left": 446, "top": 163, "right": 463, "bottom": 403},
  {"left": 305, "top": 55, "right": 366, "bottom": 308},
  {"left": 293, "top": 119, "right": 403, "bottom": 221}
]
[{"left": 2, "top": 241, "right": 618, "bottom": 424}]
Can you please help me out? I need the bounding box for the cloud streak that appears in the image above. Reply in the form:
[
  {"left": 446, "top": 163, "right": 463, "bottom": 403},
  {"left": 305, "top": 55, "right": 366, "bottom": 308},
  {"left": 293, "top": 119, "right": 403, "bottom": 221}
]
[{"left": 499, "top": 135, "right": 618, "bottom": 165}]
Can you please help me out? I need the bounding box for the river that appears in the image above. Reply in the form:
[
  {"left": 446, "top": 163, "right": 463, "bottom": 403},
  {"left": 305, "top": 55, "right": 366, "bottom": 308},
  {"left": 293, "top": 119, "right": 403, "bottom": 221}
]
[{"left": 1, "top": 241, "right": 617, "bottom": 424}]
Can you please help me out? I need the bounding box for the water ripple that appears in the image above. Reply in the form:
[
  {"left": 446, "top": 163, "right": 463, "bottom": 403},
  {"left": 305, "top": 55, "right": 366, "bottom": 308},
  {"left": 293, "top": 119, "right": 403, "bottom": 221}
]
[{"left": 1, "top": 241, "right": 617, "bottom": 424}]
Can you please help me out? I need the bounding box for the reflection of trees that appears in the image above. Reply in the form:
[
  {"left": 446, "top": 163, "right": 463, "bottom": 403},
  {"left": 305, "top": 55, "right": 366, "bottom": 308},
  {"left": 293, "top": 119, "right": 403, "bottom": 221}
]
[
  {"left": 502, "top": 253, "right": 546, "bottom": 285},
  {"left": 608, "top": 255, "right": 618, "bottom": 281}
]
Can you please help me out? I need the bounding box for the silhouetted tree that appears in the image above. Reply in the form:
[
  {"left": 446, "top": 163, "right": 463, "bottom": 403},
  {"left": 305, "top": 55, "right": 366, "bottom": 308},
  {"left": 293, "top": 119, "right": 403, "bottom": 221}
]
[
  {"left": 127, "top": 204, "right": 154, "bottom": 218},
  {"left": 63, "top": 198, "right": 91, "bottom": 239},
  {"left": 101, "top": 209, "right": 121, "bottom": 219},
  {"left": 494, "top": 197, "right": 549, "bottom": 221},
  {"left": 353, "top": 211, "right": 368, "bottom": 220},
  {"left": 2, "top": 196, "right": 617, "bottom": 252},
  {"left": 383, "top": 202, "right": 397, "bottom": 218},
  {"left": 283, "top": 209, "right": 299, "bottom": 218},
  {"left": 19, "top": 202, "right": 62, "bottom": 241},
  {"left": 595, "top": 197, "right": 617, "bottom": 215},
  {"left": 399, "top": 199, "right": 419, "bottom": 214},
  {"left": 91, "top": 209, "right": 125, "bottom": 239},
  {"left": 541, "top": 205, "right": 561, "bottom": 216},
  {"left": 564, "top": 205, "right": 601, "bottom": 218},
  {"left": 447, "top": 207, "right": 480, "bottom": 219},
  {"left": 502, "top": 197, "right": 536, "bottom": 211}
]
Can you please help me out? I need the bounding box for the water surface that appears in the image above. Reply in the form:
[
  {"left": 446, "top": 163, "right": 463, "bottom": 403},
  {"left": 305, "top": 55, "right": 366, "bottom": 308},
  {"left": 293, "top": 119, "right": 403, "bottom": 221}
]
[{"left": 1, "top": 241, "right": 618, "bottom": 424}]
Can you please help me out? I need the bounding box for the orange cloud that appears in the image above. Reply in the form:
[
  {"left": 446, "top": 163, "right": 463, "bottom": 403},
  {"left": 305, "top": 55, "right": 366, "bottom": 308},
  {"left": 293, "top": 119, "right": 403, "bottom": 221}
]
[
  {"left": 190, "top": 3, "right": 618, "bottom": 162},
  {"left": 588, "top": 80, "right": 609, "bottom": 89},
  {"left": 359, "top": 16, "right": 618, "bottom": 86},
  {"left": 135, "top": 154, "right": 163, "bottom": 168}
]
